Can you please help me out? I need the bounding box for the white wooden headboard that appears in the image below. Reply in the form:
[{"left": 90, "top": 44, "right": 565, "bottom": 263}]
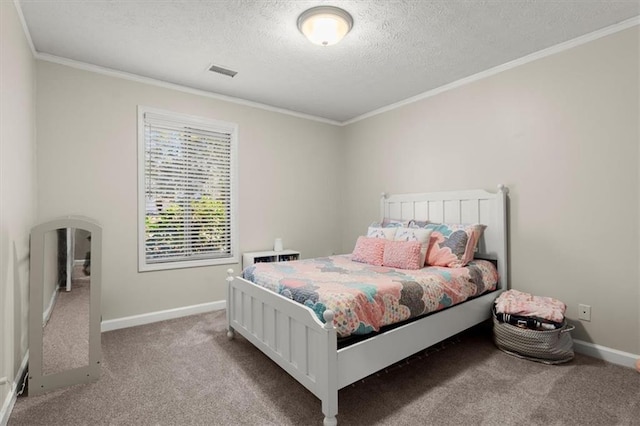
[{"left": 380, "top": 185, "right": 509, "bottom": 290}]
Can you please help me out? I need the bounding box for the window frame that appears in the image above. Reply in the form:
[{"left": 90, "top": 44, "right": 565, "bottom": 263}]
[{"left": 137, "top": 105, "right": 239, "bottom": 272}]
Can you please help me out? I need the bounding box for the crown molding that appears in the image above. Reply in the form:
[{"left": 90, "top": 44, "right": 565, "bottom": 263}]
[
  {"left": 12, "top": 0, "right": 36, "bottom": 56},
  {"left": 16, "top": 0, "right": 334, "bottom": 124},
  {"left": 343, "top": 16, "right": 640, "bottom": 126},
  {"left": 35, "top": 53, "right": 342, "bottom": 126}
]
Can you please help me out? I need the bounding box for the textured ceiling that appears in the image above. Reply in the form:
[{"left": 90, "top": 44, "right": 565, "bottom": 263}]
[{"left": 17, "top": 0, "right": 640, "bottom": 123}]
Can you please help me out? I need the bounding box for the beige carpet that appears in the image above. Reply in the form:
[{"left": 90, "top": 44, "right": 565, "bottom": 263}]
[
  {"left": 10, "top": 310, "right": 640, "bottom": 425},
  {"left": 42, "top": 265, "right": 90, "bottom": 375}
]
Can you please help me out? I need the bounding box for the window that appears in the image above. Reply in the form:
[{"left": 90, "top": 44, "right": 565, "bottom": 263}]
[{"left": 138, "top": 106, "right": 238, "bottom": 271}]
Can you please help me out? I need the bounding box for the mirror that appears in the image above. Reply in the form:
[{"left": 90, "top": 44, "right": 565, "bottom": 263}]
[{"left": 29, "top": 217, "right": 102, "bottom": 395}]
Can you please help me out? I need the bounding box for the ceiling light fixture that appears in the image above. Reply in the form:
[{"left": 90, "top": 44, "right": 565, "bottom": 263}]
[{"left": 297, "top": 6, "right": 353, "bottom": 46}]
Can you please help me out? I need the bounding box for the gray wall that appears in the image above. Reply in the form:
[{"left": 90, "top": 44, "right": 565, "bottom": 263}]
[
  {"left": 35, "top": 61, "right": 344, "bottom": 321},
  {"left": 0, "top": 1, "right": 37, "bottom": 411},
  {"left": 341, "top": 27, "right": 639, "bottom": 354}
]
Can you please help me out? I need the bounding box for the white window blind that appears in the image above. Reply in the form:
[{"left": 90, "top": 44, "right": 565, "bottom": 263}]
[{"left": 138, "top": 107, "right": 238, "bottom": 271}]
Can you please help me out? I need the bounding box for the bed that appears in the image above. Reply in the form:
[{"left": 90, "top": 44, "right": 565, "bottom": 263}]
[{"left": 225, "top": 185, "right": 509, "bottom": 425}]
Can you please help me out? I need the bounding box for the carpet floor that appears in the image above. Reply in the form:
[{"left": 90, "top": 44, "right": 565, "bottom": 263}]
[
  {"left": 9, "top": 310, "right": 640, "bottom": 425},
  {"left": 42, "top": 265, "right": 90, "bottom": 376}
]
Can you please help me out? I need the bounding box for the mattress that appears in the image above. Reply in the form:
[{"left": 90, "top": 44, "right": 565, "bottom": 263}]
[{"left": 243, "top": 255, "right": 498, "bottom": 338}]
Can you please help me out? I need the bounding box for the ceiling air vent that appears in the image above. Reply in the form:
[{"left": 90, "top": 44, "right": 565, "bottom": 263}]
[{"left": 208, "top": 64, "right": 238, "bottom": 78}]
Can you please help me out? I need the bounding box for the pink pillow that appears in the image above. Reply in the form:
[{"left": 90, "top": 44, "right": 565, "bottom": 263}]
[
  {"left": 352, "top": 236, "right": 386, "bottom": 266},
  {"left": 424, "top": 223, "right": 486, "bottom": 268},
  {"left": 382, "top": 240, "right": 422, "bottom": 270}
]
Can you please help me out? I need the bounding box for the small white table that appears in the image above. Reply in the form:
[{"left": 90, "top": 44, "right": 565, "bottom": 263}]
[{"left": 242, "top": 249, "right": 300, "bottom": 270}]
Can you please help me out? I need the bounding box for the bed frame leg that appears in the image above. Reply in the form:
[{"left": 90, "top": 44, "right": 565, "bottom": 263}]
[
  {"left": 226, "top": 328, "right": 235, "bottom": 339},
  {"left": 321, "top": 388, "right": 338, "bottom": 426},
  {"left": 321, "top": 380, "right": 338, "bottom": 425},
  {"left": 321, "top": 310, "right": 338, "bottom": 425},
  {"left": 323, "top": 415, "right": 337, "bottom": 426}
]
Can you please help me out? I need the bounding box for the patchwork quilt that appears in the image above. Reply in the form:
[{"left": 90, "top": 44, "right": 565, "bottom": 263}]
[{"left": 243, "top": 255, "right": 498, "bottom": 338}]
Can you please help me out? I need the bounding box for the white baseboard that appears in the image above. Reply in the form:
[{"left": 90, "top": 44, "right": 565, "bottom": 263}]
[
  {"left": 0, "top": 351, "right": 29, "bottom": 426},
  {"left": 573, "top": 339, "right": 639, "bottom": 369},
  {"left": 100, "top": 303, "right": 640, "bottom": 369},
  {"left": 101, "top": 300, "right": 226, "bottom": 332}
]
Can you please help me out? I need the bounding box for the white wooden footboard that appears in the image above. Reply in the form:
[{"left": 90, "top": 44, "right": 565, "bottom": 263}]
[{"left": 226, "top": 270, "right": 339, "bottom": 426}]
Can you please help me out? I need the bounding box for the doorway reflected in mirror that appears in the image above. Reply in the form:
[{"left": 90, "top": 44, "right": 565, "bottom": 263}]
[{"left": 42, "top": 228, "right": 91, "bottom": 376}]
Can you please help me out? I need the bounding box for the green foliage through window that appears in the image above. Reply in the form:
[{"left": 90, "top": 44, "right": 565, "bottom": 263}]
[{"left": 145, "top": 197, "right": 229, "bottom": 261}]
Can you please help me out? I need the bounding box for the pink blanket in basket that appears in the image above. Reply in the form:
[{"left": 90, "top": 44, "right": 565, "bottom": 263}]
[{"left": 495, "top": 289, "right": 566, "bottom": 323}]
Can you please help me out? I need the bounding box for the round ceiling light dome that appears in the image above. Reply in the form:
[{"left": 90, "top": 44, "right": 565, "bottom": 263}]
[{"left": 297, "top": 6, "right": 353, "bottom": 46}]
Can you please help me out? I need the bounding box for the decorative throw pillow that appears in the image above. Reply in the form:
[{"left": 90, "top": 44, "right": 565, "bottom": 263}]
[
  {"left": 394, "top": 227, "right": 433, "bottom": 267},
  {"left": 382, "top": 240, "right": 422, "bottom": 270},
  {"left": 423, "top": 223, "right": 486, "bottom": 268},
  {"left": 367, "top": 226, "right": 397, "bottom": 240},
  {"left": 352, "top": 236, "right": 386, "bottom": 266},
  {"left": 406, "top": 219, "right": 429, "bottom": 228}
]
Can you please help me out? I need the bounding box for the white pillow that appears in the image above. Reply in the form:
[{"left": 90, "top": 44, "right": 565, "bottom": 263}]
[
  {"left": 369, "top": 219, "right": 405, "bottom": 228},
  {"left": 394, "top": 228, "right": 433, "bottom": 267},
  {"left": 367, "top": 226, "right": 397, "bottom": 240}
]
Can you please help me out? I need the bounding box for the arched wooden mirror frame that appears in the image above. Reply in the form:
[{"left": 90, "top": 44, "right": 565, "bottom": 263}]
[{"left": 28, "top": 216, "right": 102, "bottom": 395}]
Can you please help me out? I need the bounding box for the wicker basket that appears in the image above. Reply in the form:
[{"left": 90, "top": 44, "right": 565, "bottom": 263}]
[{"left": 493, "top": 314, "right": 575, "bottom": 364}]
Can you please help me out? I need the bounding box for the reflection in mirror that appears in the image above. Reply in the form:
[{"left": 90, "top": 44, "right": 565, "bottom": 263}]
[
  {"left": 41, "top": 228, "right": 90, "bottom": 376},
  {"left": 29, "top": 217, "right": 101, "bottom": 395}
]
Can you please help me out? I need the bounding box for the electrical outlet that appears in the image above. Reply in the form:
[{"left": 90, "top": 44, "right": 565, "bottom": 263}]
[{"left": 578, "top": 304, "right": 591, "bottom": 321}]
